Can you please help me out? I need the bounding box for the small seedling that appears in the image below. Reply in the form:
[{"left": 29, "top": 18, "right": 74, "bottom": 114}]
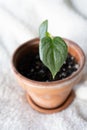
[{"left": 39, "top": 20, "right": 68, "bottom": 79}]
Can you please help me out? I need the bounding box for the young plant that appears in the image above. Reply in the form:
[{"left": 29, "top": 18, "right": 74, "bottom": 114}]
[{"left": 39, "top": 20, "right": 68, "bottom": 79}]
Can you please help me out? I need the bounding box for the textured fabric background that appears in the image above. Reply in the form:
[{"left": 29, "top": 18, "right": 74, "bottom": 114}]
[{"left": 0, "top": 0, "right": 87, "bottom": 130}]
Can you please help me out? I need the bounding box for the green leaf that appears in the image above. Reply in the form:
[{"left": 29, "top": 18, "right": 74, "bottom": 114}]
[
  {"left": 39, "top": 36, "right": 68, "bottom": 79},
  {"left": 39, "top": 20, "right": 48, "bottom": 39}
]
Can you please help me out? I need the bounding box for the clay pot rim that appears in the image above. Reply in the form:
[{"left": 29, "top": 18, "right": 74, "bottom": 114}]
[{"left": 12, "top": 37, "right": 85, "bottom": 88}]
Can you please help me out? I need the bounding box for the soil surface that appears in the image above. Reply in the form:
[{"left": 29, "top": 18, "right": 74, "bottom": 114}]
[{"left": 17, "top": 52, "right": 79, "bottom": 81}]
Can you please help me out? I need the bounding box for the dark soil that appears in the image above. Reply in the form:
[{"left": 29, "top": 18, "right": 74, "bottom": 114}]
[{"left": 17, "top": 52, "right": 79, "bottom": 82}]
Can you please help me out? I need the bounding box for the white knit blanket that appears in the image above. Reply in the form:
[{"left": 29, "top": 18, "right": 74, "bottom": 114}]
[{"left": 0, "top": 0, "right": 87, "bottom": 129}]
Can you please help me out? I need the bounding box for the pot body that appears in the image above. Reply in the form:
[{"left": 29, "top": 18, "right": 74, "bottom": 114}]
[{"left": 12, "top": 38, "right": 85, "bottom": 109}]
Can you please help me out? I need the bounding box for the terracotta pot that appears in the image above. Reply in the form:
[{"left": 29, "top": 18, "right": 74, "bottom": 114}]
[{"left": 12, "top": 38, "right": 85, "bottom": 114}]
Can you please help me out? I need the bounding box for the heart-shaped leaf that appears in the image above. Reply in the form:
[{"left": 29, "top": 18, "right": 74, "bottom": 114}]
[
  {"left": 39, "top": 36, "right": 68, "bottom": 79},
  {"left": 39, "top": 20, "right": 68, "bottom": 79}
]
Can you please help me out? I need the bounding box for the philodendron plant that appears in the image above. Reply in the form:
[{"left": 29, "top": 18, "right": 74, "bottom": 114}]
[{"left": 39, "top": 20, "right": 68, "bottom": 79}]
